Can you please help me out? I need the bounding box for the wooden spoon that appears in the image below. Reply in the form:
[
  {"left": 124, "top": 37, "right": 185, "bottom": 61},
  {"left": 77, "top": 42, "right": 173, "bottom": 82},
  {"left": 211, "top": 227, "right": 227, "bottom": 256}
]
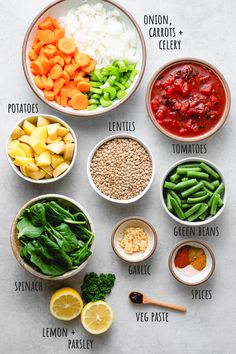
[{"left": 129, "top": 291, "right": 186, "bottom": 313}]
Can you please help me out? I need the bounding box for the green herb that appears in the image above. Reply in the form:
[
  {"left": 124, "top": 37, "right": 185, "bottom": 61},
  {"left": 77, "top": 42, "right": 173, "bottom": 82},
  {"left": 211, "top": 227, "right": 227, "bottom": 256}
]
[
  {"left": 81, "top": 272, "right": 116, "bottom": 303},
  {"left": 17, "top": 200, "right": 94, "bottom": 277}
]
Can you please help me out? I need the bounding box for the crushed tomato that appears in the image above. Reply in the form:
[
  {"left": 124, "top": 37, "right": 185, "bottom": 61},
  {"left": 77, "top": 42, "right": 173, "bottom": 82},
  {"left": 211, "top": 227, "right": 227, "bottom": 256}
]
[{"left": 150, "top": 62, "right": 226, "bottom": 137}]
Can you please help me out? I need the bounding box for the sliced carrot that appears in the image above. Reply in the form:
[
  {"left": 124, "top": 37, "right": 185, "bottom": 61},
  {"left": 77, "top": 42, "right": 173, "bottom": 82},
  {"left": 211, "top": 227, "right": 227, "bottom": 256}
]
[
  {"left": 65, "top": 82, "right": 80, "bottom": 98},
  {"left": 67, "top": 99, "right": 72, "bottom": 107},
  {"left": 34, "top": 75, "right": 44, "bottom": 89},
  {"left": 54, "top": 55, "right": 64, "bottom": 67},
  {"left": 38, "top": 17, "right": 53, "bottom": 30},
  {"left": 45, "top": 76, "right": 54, "bottom": 90},
  {"left": 60, "top": 88, "right": 68, "bottom": 107},
  {"left": 54, "top": 78, "right": 65, "bottom": 95},
  {"left": 77, "top": 81, "right": 90, "bottom": 93},
  {"left": 74, "top": 75, "right": 84, "bottom": 85},
  {"left": 75, "top": 53, "right": 90, "bottom": 67},
  {"left": 71, "top": 93, "right": 89, "bottom": 110},
  {"left": 82, "top": 59, "right": 96, "bottom": 73},
  {"left": 34, "top": 41, "right": 43, "bottom": 54},
  {"left": 77, "top": 70, "right": 86, "bottom": 77},
  {"left": 61, "top": 70, "right": 70, "bottom": 85},
  {"left": 58, "top": 38, "right": 76, "bottom": 55},
  {"left": 41, "top": 55, "right": 52, "bottom": 75},
  {"left": 44, "top": 90, "right": 55, "bottom": 101},
  {"left": 55, "top": 95, "right": 61, "bottom": 105},
  {"left": 43, "top": 44, "right": 57, "bottom": 58},
  {"left": 50, "top": 64, "right": 62, "bottom": 80},
  {"left": 37, "top": 29, "right": 55, "bottom": 44},
  {"left": 55, "top": 28, "right": 65, "bottom": 41},
  {"left": 41, "top": 75, "right": 47, "bottom": 88},
  {"left": 29, "top": 49, "right": 38, "bottom": 61},
  {"left": 30, "top": 60, "right": 44, "bottom": 75}
]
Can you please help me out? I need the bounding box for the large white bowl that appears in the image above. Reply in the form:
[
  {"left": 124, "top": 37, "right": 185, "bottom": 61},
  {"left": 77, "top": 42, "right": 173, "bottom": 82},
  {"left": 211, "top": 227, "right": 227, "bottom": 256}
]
[
  {"left": 22, "top": 0, "right": 146, "bottom": 117},
  {"left": 87, "top": 134, "right": 155, "bottom": 204},
  {"left": 7, "top": 114, "right": 77, "bottom": 184},
  {"left": 160, "top": 157, "right": 227, "bottom": 226},
  {"left": 10, "top": 194, "right": 95, "bottom": 281}
]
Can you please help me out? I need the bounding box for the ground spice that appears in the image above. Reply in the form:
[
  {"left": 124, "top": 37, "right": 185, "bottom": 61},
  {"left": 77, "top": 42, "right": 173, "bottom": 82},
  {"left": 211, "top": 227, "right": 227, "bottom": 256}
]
[
  {"left": 174, "top": 245, "right": 191, "bottom": 268},
  {"left": 189, "top": 247, "right": 206, "bottom": 271}
]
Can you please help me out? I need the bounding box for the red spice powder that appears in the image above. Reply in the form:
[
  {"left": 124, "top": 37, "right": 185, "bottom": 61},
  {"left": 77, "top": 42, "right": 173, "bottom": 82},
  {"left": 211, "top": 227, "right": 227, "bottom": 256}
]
[{"left": 174, "top": 245, "right": 191, "bottom": 268}]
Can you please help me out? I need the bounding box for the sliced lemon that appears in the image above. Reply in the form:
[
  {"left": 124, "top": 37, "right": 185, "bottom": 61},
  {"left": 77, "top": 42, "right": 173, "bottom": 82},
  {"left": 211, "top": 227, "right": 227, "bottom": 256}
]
[
  {"left": 81, "top": 301, "right": 114, "bottom": 335},
  {"left": 50, "top": 287, "right": 83, "bottom": 321}
]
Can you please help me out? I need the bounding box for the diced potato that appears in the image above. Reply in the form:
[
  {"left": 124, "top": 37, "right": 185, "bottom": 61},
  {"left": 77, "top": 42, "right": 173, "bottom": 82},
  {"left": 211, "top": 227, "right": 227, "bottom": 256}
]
[
  {"left": 41, "top": 165, "right": 53, "bottom": 176},
  {"left": 37, "top": 116, "right": 51, "bottom": 127},
  {"left": 63, "top": 132, "right": 74, "bottom": 143},
  {"left": 8, "top": 146, "right": 26, "bottom": 158},
  {"left": 53, "top": 162, "right": 70, "bottom": 178},
  {"left": 63, "top": 143, "right": 75, "bottom": 161},
  {"left": 31, "top": 126, "right": 48, "bottom": 143},
  {"left": 47, "top": 141, "right": 65, "bottom": 154},
  {"left": 19, "top": 143, "right": 34, "bottom": 158},
  {"left": 29, "top": 137, "right": 47, "bottom": 155},
  {"left": 25, "top": 162, "right": 39, "bottom": 172},
  {"left": 45, "top": 173, "right": 53, "bottom": 179},
  {"left": 18, "top": 135, "right": 30, "bottom": 144},
  {"left": 20, "top": 166, "right": 28, "bottom": 177},
  {"left": 37, "top": 151, "right": 51, "bottom": 167},
  {"left": 51, "top": 154, "right": 64, "bottom": 169},
  {"left": 27, "top": 169, "right": 46, "bottom": 180},
  {"left": 47, "top": 123, "right": 60, "bottom": 140},
  {"left": 14, "top": 157, "right": 34, "bottom": 167},
  {"left": 8, "top": 140, "right": 20, "bottom": 149},
  {"left": 34, "top": 154, "right": 39, "bottom": 163},
  {"left": 11, "top": 126, "right": 25, "bottom": 140},
  {"left": 22, "top": 120, "right": 37, "bottom": 135},
  {"left": 46, "top": 136, "right": 62, "bottom": 144},
  {"left": 58, "top": 127, "right": 69, "bottom": 137}
]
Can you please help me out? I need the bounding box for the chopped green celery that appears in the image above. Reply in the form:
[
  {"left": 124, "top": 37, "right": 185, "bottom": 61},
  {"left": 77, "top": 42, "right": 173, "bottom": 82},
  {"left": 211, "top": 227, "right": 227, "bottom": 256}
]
[
  {"left": 103, "top": 86, "right": 116, "bottom": 100},
  {"left": 100, "top": 97, "right": 113, "bottom": 107},
  {"left": 124, "top": 80, "right": 132, "bottom": 89},
  {"left": 87, "top": 104, "right": 98, "bottom": 111},
  {"left": 128, "top": 64, "right": 136, "bottom": 71},
  {"left": 116, "top": 60, "right": 128, "bottom": 72},
  {"left": 129, "top": 69, "right": 139, "bottom": 82},
  {"left": 103, "top": 92, "right": 110, "bottom": 101},
  {"left": 115, "top": 82, "right": 126, "bottom": 90},
  {"left": 107, "top": 75, "right": 117, "bottom": 86},
  {"left": 91, "top": 94, "right": 100, "bottom": 99},
  {"left": 94, "top": 69, "right": 104, "bottom": 82},
  {"left": 90, "top": 87, "right": 103, "bottom": 94},
  {"left": 89, "top": 99, "right": 99, "bottom": 105},
  {"left": 117, "top": 90, "right": 127, "bottom": 99},
  {"left": 90, "top": 81, "right": 103, "bottom": 87}
]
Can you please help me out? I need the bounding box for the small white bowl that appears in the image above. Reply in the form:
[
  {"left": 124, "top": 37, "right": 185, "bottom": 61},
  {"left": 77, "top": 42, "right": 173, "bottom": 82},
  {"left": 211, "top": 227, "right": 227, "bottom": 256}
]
[
  {"left": 7, "top": 114, "right": 77, "bottom": 184},
  {"left": 10, "top": 194, "right": 95, "bottom": 281},
  {"left": 111, "top": 217, "right": 157, "bottom": 263},
  {"left": 169, "top": 240, "right": 215, "bottom": 285},
  {"left": 160, "top": 157, "right": 227, "bottom": 226},
  {"left": 87, "top": 134, "right": 155, "bottom": 204}
]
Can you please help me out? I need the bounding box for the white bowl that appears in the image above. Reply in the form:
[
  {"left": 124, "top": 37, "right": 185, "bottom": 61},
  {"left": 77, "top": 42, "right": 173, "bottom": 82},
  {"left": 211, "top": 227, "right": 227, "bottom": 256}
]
[
  {"left": 7, "top": 114, "right": 77, "bottom": 184},
  {"left": 169, "top": 240, "right": 215, "bottom": 285},
  {"left": 10, "top": 194, "right": 95, "bottom": 281},
  {"left": 22, "top": 0, "right": 146, "bottom": 117},
  {"left": 111, "top": 217, "right": 157, "bottom": 263},
  {"left": 87, "top": 134, "right": 155, "bottom": 204},
  {"left": 160, "top": 157, "right": 227, "bottom": 226}
]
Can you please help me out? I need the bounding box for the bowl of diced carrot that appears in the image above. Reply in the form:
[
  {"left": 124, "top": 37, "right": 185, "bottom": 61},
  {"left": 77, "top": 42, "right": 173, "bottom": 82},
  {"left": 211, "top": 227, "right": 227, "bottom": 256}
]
[
  {"left": 22, "top": 0, "right": 146, "bottom": 117},
  {"left": 7, "top": 114, "right": 77, "bottom": 183}
]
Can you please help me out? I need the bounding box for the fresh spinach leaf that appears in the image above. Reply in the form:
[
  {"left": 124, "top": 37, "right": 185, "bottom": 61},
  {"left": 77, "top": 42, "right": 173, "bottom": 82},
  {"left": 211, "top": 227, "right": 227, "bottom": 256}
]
[
  {"left": 39, "top": 234, "right": 72, "bottom": 267},
  {"left": 45, "top": 223, "right": 78, "bottom": 252},
  {"left": 17, "top": 217, "right": 44, "bottom": 239},
  {"left": 30, "top": 203, "right": 46, "bottom": 226},
  {"left": 44, "top": 201, "right": 75, "bottom": 223},
  {"left": 71, "top": 234, "right": 93, "bottom": 267}
]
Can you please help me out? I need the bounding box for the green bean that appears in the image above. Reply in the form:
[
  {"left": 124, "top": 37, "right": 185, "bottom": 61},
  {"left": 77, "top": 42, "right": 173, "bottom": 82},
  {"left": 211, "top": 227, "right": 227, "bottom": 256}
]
[
  {"left": 169, "top": 190, "right": 182, "bottom": 206},
  {"left": 208, "top": 183, "right": 225, "bottom": 206},
  {"left": 211, "top": 180, "right": 220, "bottom": 189},
  {"left": 187, "top": 171, "right": 209, "bottom": 179},
  {"left": 192, "top": 191, "right": 207, "bottom": 197},
  {"left": 210, "top": 193, "right": 220, "bottom": 215},
  {"left": 187, "top": 194, "right": 210, "bottom": 203},
  {"left": 182, "top": 177, "right": 188, "bottom": 182},
  {"left": 203, "top": 186, "right": 213, "bottom": 196},
  {"left": 176, "top": 167, "right": 201, "bottom": 175},
  {"left": 185, "top": 203, "right": 202, "bottom": 218},
  {"left": 218, "top": 198, "right": 224, "bottom": 207},
  {"left": 199, "top": 209, "right": 208, "bottom": 221},
  {"left": 181, "top": 182, "right": 204, "bottom": 198},
  {"left": 167, "top": 193, "right": 173, "bottom": 211},
  {"left": 170, "top": 197, "right": 185, "bottom": 220},
  {"left": 179, "top": 163, "right": 201, "bottom": 168},
  {"left": 170, "top": 173, "right": 181, "bottom": 183},
  {"left": 164, "top": 181, "right": 177, "bottom": 190},
  {"left": 175, "top": 179, "right": 197, "bottom": 191},
  {"left": 182, "top": 204, "right": 192, "bottom": 210},
  {"left": 187, "top": 203, "right": 208, "bottom": 222},
  {"left": 200, "top": 162, "right": 220, "bottom": 179},
  {"left": 202, "top": 180, "right": 215, "bottom": 191}
]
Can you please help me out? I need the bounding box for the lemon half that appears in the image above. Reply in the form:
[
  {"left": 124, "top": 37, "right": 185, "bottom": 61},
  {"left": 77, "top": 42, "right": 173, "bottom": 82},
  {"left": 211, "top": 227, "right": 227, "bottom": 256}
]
[
  {"left": 50, "top": 287, "right": 83, "bottom": 321},
  {"left": 81, "top": 301, "right": 113, "bottom": 335}
]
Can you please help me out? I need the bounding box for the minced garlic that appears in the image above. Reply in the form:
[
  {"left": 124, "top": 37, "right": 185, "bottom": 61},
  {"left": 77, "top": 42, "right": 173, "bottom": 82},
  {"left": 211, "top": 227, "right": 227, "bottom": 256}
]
[{"left": 119, "top": 227, "right": 148, "bottom": 254}]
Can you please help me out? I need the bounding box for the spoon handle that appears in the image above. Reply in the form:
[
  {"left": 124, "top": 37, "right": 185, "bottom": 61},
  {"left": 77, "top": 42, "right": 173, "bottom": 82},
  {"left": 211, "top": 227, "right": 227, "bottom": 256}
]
[{"left": 146, "top": 299, "right": 186, "bottom": 312}]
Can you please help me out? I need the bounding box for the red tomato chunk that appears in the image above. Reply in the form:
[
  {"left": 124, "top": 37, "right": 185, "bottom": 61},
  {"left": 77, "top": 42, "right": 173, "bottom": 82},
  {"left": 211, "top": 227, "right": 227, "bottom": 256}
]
[{"left": 150, "top": 63, "right": 226, "bottom": 137}]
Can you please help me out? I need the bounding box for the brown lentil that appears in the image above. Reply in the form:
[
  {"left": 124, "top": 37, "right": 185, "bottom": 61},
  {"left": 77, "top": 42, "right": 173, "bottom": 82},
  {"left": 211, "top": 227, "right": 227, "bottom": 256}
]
[{"left": 90, "top": 138, "right": 152, "bottom": 200}]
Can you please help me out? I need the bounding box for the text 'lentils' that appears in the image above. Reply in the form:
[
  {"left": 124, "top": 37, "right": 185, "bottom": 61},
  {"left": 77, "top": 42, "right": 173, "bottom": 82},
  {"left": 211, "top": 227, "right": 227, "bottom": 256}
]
[{"left": 90, "top": 138, "right": 152, "bottom": 200}]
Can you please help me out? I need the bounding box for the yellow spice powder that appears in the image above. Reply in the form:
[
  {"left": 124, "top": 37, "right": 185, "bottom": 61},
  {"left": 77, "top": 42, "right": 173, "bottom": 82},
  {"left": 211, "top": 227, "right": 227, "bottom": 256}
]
[
  {"left": 189, "top": 247, "right": 207, "bottom": 271},
  {"left": 119, "top": 227, "right": 148, "bottom": 254}
]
